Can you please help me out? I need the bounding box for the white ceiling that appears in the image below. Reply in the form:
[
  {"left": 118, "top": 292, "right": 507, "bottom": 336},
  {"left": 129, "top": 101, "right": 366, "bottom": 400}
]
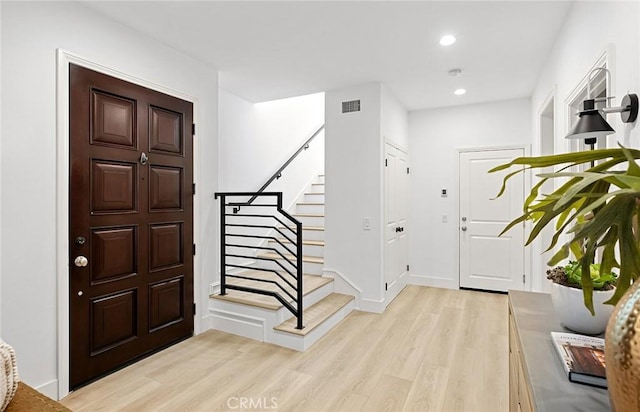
[{"left": 83, "top": 1, "right": 574, "bottom": 111}]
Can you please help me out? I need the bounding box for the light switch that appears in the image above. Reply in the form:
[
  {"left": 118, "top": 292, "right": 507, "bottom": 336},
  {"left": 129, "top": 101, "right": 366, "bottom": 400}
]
[
  {"left": 363, "top": 218, "right": 371, "bottom": 230},
  {"left": 441, "top": 189, "right": 448, "bottom": 197},
  {"left": 441, "top": 215, "right": 448, "bottom": 223}
]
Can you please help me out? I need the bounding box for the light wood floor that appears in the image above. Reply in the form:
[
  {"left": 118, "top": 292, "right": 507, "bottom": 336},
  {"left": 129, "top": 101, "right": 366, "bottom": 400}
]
[{"left": 61, "top": 286, "right": 508, "bottom": 412}]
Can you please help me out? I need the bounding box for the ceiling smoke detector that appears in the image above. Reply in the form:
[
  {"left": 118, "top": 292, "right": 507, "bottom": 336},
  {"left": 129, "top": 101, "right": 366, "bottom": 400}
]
[{"left": 448, "top": 68, "right": 463, "bottom": 77}]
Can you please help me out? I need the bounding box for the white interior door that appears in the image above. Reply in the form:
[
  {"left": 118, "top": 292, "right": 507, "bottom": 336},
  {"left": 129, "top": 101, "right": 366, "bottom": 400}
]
[
  {"left": 385, "top": 143, "right": 409, "bottom": 290},
  {"left": 459, "top": 148, "right": 525, "bottom": 292}
]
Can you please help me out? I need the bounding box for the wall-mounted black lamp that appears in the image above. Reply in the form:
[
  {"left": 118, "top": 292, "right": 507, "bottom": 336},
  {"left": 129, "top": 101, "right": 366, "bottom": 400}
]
[{"left": 565, "top": 67, "right": 638, "bottom": 146}]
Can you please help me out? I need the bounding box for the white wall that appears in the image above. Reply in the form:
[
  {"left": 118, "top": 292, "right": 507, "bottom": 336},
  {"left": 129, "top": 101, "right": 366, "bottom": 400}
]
[
  {"left": 218, "top": 89, "right": 325, "bottom": 209},
  {"left": 0, "top": 3, "right": 3, "bottom": 336},
  {"left": 1, "top": 2, "right": 218, "bottom": 398},
  {"left": 325, "top": 83, "right": 385, "bottom": 309},
  {"left": 530, "top": 1, "right": 639, "bottom": 291},
  {"left": 408, "top": 98, "right": 531, "bottom": 289},
  {"left": 382, "top": 84, "right": 409, "bottom": 150}
]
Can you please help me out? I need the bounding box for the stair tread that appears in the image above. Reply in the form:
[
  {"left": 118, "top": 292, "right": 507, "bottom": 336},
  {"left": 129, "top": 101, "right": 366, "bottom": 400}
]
[
  {"left": 279, "top": 226, "right": 325, "bottom": 231},
  {"left": 297, "top": 202, "right": 325, "bottom": 206},
  {"left": 211, "top": 272, "right": 332, "bottom": 310},
  {"left": 274, "top": 293, "right": 354, "bottom": 336},
  {"left": 305, "top": 192, "right": 325, "bottom": 195},
  {"left": 293, "top": 213, "right": 324, "bottom": 217},
  {"left": 258, "top": 252, "right": 324, "bottom": 264}
]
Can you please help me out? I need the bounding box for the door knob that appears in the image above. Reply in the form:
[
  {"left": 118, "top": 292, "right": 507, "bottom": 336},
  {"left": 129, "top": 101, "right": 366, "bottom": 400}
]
[
  {"left": 461, "top": 226, "right": 467, "bottom": 231},
  {"left": 461, "top": 217, "right": 467, "bottom": 222},
  {"left": 74, "top": 256, "right": 88, "bottom": 267}
]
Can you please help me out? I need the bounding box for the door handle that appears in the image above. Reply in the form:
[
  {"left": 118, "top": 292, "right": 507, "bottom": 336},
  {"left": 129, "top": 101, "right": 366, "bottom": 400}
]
[
  {"left": 461, "top": 226, "right": 467, "bottom": 231},
  {"left": 140, "top": 152, "right": 149, "bottom": 166},
  {"left": 395, "top": 227, "right": 401, "bottom": 232},
  {"left": 74, "top": 256, "right": 88, "bottom": 267}
]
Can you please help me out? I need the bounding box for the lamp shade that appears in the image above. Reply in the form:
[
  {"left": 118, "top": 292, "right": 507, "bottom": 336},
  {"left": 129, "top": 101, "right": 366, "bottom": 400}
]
[{"left": 566, "top": 109, "right": 615, "bottom": 140}]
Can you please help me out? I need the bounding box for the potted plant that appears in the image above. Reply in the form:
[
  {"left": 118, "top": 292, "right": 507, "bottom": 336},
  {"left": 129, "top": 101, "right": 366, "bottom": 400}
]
[
  {"left": 490, "top": 145, "right": 640, "bottom": 313},
  {"left": 546, "top": 260, "right": 616, "bottom": 334}
]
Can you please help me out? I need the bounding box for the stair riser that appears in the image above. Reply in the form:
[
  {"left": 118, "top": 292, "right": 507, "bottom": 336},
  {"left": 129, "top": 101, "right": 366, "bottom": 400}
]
[
  {"left": 255, "top": 259, "right": 323, "bottom": 276},
  {"left": 270, "top": 298, "right": 355, "bottom": 351},
  {"left": 317, "top": 175, "right": 325, "bottom": 184},
  {"left": 303, "top": 193, "right": 325, "bottom": 203},
  {"left": 302, "top": 229, "right": 324, "bottom": 242},
  {"left": 309, "top": 184, "right": 325, "bottom": 194},
  {"left": 296, "top": 203, "right": 325, "bottom": 215},
  {"left": 277, "top": 228, "right": 324, "bottom": 241},
  {"left": 267, "top": 241, "right": 324, "bottom": 258},
  {"left": 294, "top": 215, "right": 324, "bottom": 227}
]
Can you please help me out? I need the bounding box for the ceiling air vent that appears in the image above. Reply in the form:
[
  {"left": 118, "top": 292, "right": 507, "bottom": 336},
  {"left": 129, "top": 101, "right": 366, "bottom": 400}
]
[{"left": 342, "top": 100, "right": 361, "bottom": 113}]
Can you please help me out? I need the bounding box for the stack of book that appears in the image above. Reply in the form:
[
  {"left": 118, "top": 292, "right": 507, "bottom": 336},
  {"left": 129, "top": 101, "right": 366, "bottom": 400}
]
[{"left": 550, "top": 331, "right": 607, "bottom": 388}]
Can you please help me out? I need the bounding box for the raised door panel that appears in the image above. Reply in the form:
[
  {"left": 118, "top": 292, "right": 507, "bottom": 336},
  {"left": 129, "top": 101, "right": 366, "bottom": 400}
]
[
  {"left": 149, "top": 106, "right": 183, "bottom": 155},
  {"left": 149, "top": 223, "right": 183, "bottom": 271},
  {"left": 90, "top": 290, "right": 137, "bottom": 355},
  {"left": 149, "top": 277, "right": 184, "bottom": 332},
  {"left": 149, "top": 166, "right": 183, "bottom": 211},
  {"left": 91, "top": 161, "right": 137, "bottom": 213},
  {"left": 90, "top": 226, "right": 137, "bottom": 284},
  {"left": 92, "top": 91, "right": 136, "bottom": 148}
]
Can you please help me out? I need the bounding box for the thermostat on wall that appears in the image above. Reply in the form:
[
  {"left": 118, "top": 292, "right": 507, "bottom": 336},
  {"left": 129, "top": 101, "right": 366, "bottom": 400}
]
[{"left": 441, "top": 189, "right": 447, "bottom": 197}]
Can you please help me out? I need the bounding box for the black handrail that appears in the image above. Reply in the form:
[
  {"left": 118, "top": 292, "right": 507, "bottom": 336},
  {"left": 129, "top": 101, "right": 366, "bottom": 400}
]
[
  {"left": 214, "top": 192, "right": 304, "bottom": 330},
  {"left": 230, "top": 124, "right": 324, "bottom": 211}
]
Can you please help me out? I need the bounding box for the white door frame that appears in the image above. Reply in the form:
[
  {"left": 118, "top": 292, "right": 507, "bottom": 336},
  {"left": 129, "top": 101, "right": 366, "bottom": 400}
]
[
  {"left": 532, "top": 88, "right": 556, "bottom": 292},
  {"left": 55, "top": 49, "right": 202, "bottom": 399},
  {"left": 456, "top": 145, "right": 531, "bottom": 290}
]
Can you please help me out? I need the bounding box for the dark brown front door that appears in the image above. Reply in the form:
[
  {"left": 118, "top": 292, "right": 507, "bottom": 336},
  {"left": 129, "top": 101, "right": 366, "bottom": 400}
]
[{"left": 69, "top": 64, "right": 194, "bottom": 388}]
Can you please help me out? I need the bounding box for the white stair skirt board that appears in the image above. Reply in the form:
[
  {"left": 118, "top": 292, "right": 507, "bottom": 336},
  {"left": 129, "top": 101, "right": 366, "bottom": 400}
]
[{"left": 271, "top": 293, "right": 355, "bottom": 351}]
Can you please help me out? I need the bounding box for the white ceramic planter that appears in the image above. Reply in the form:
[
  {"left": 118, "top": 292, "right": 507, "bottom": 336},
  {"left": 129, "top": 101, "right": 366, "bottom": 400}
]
[{"left": 550, "top": 282, "right": 615, "bottom": 335}]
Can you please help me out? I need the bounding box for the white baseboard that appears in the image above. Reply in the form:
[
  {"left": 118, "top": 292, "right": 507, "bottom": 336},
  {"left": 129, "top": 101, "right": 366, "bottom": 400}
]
[
  {"left": 36, "top": 379, "right": 58, "bottom": 400},
  {"left": 407, "top": 274, "right": 458, "bottom": 290},
  {"left": 359, "top": 297, "right": 386, "bottom": 313}
]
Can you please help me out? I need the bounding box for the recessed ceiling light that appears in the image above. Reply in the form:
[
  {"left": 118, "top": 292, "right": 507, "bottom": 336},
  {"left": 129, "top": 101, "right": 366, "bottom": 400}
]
[
  {"left": 454, "top": 88, "right": 466, "bottom": 96},
  {"left": 448, "top": 68, "right": 463, "bottom": 77},
  {"left": 439, "top": 35, "right": 456, "bottom": 46}
]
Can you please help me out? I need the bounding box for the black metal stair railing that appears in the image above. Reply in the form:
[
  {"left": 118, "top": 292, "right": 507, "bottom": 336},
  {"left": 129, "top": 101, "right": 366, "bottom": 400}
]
[{"left": 214, "top": 192, "right": 304, "bottom": 329}]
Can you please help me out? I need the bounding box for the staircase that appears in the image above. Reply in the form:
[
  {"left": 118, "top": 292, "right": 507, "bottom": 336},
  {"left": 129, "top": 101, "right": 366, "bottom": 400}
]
[{"left": 210, "top": 174, "right": 355, "bottom": 351}]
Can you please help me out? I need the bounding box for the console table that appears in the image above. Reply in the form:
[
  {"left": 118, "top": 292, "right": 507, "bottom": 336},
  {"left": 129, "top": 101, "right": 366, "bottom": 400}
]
[{"left": 508, "top": 290, "right": 611, "bottom": 412}]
